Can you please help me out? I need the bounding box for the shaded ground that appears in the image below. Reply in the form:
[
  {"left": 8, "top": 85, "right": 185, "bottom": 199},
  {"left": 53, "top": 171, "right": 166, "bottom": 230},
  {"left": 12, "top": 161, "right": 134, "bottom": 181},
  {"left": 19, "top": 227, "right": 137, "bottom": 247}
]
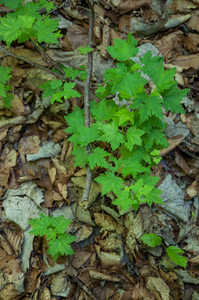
[{"left": 0, "top": 0, "right": 199, "bottom": 299}]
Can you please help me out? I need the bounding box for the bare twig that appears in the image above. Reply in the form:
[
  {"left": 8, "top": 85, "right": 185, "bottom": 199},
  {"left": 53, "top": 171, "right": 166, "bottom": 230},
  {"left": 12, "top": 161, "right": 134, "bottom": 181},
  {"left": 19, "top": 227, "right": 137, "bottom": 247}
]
[
  {"left": 82, "top": 0, "right": 95, "bottom": 203},
  {"left": 0, "top": 44, "right": 84, "bottom": 88}
]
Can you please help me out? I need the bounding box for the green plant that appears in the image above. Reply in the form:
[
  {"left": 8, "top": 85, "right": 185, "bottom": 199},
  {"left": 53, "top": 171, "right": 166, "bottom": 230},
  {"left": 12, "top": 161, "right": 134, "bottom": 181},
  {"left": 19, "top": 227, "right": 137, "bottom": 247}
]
[
  {"left": 28, "top": 213, "right": 76, "bottom": 262},
  {"left": 0, "top": 0, "right": 60, "bottom": 47},
  {"left": 0, "top": 66, "right": 14, "bottom": 108},
  {"left": 141, "top": 233, "right": 187, "bottom": 268},
  {"left": 0, "top": 1, "right": 190, "bottom": 266},
  {"left": 64, "top": 34, "right": 189, "bottom": 211}
]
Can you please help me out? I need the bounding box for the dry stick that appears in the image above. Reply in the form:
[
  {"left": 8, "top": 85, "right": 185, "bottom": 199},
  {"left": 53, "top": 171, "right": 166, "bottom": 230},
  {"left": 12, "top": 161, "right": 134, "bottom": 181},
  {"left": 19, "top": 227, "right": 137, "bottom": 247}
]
[
  {"left": 0, "top": 44, "right": 84, "bottom": 88},
  {"left": 81, "top": 0, "right": 95, "bottom": 203}
]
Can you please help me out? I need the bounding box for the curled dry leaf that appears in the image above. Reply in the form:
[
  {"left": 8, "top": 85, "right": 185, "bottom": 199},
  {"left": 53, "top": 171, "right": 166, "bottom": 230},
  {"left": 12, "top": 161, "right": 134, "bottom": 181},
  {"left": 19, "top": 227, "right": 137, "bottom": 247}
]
[
  {"left": 3, "top": 225, "right": 23, "bottom": 256},
  {"left": 39, "top": 287, "right": 51, "bottom": 300},
  {"left": 18, "top": 136, "right": 40, "bottom": 164},
  {"left": 169, "top": 0, "right": 197, "bottom": 12},
  {"left": 154, "top": 31, "right": 183, "bottom": 61},
  {"left": 186, "top": 180, "right": 199, "bottom": 198},
  {"left": 94, "top": 212, "right": 124, "bottom": 234},
  {"left": 0, "top": 234, "right": 15, "bottom": 256},
  {"left": 52, "top": 158, "right": 67, "bottom": 175},
  {"left": 98, "top": 237, "right": 122, "bottom": 251},
  {"left": 118, "top": 0, "right": 151, "bottom": 14},
  {"left": 160, "top": 135, "right": 184, "bottom": 157},
  {"left": 0, "top": 283, "right": 21, "bottom": 300},
  {"left": 89, "top": 270, "right": 120, "bottom": 282},
  {"left": 183, "top": 33, "right": 199, "bottom": 53},
  {"left": 71, "top": 249, "right": 92, "bottom": 269},
  {"left": 75, "top": 225, "right": 93, "bottom": 243},
  {"left": 100, "top": 25, "right": 111, "bottom": 59}
]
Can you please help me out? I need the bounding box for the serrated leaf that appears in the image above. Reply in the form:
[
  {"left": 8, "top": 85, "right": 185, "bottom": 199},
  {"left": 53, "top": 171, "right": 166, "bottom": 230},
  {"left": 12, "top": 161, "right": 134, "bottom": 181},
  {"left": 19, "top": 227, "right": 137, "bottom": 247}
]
[
  {"left": 65, "top": 107, "right": 84, "bottom": 134},
  {"left": 88, "top": 147, "right": 110, "bottom": 169},
  {"left": 130, "top": 92, "right": 163, "bottom": 123},
  {"left": 2, "top": 94, "right": 14, "bottom": 109},
  {"left": 62, "top": 82, "right": 81, "bottom": 101},
  {"left": 40, "top": 79, "right": 63, "bottom": 98},
  {"left": 28, "top": 213, "right": 51, "bottom": 237},
  {"left": 72, "top": 145, "right": 88, "bottom": 168},
  {"left": 0, "top": 66, "right": 12, "bottom": 84},
  {"left": 68, "top": 124, "right": 100, "bottom": 146},
  {"left": 145, "top": 188, "right": 164, "bottom": 206},
  {"left": 141, "top": 233, "right": 162, "bottom": 247},
  {"left": 0, "top": 15, "right": 21, "bottom": 46},
  {"left": 100, "top": 123, "right": 125, "bottom": 151},
  {"left": 140, "top": 51, "right": 164, "bottom": 78},
  {"left": 0, "top": 0, "right": 23, "bottom": 9},
  {"left": 48, "top": 234, "right": 76, "bottom": 261},
  {"left": 115, "top": 107, "right": 134, "bottom": 126},
  {"left": 152, "top": 65, "right": 176, "bottom": 93},
  {"left": 50, "top": 215, "right": 72, "bottom": 234},
  {"left": 122, "top": 156, "right": 146, "bottom": 177},
  {"left": 90, "top": 99, "right": 117, "bottom": 122},
  {"left": 78, "top": 45, "right": 93, "bottom": 54},
  {"left": 104, "top": 63, "right": 147, "bottom": 97},
  {"left": 95, "top": 172, "right": 124, "bottom": 196},
  {"left": 125, "top": 126, "right": 145, "bottom": 150},
  {"left": 161, "top": 83, "right": 189, "bottom": 114},
  {"left": 112, "top": 189, "right": 133, "bottom": 211},
  {"left": 107, "top": 33, "right": 138, "bottom": 62},
  {"left": 166, "top": 246, "right": 187, "bottom": 268},
  {"left": 33, "top": 15, "right": 60, "bottom": 44},
  {"left": 143, "top": 128, "right": 169, "bottom": 151}
]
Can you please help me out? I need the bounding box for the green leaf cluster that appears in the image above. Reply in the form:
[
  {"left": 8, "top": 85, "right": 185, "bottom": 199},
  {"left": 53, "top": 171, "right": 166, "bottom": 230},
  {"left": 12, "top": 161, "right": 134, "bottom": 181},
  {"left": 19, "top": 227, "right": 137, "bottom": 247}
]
[
  {"left": 141, "top": 233, "right": 187, "bottom": 268},
  {"left": 28, "top": 213, "right": 76, "bottom": 262},
  {"left": 63, "top": 33, "right": 189, "bottom": 211},
  {"left": 0, "top": 66, "right": 14, "bottom": 109},
  {"left": 0, "top": 0, "right": 61, "bottom": 46}
]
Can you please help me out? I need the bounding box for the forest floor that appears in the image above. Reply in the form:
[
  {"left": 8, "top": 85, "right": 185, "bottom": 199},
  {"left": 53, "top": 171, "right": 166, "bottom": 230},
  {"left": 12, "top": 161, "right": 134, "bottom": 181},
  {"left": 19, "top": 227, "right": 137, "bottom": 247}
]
[{"left": 0, "top": 0, "right": 199, "bottom": 300}]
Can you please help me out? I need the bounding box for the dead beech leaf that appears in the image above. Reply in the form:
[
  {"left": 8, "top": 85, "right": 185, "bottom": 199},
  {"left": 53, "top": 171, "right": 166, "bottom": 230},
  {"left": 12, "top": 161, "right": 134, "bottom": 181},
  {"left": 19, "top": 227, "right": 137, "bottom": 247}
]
[
  {"left": 39, "top": 287, "right": 51, "bottom": 300},
  {"left": 52, "top": 158, "right": 67, "bottom": 175},
  {"left": 98, "top": 237, "right": 122, "bottom": 251},
  {"left": 57, "top": 183, "right": 67, "bottom": 200},
  {"left": 169, "top": 0, "right": 197, "bottom": 12},
  {"left": 0, "top": 234, "right": 14, "bottom": 256},
  {"left": 3, "top": 225, "right": 23, "bottom": 256},
  {"left": 49, "top": 167, "right": 56, "bottom": 184},
  {"left": 186, "top": 181, "right": 199, "bottom": 198},
  {"left": 75, "top": 225, "right": 93, "bottom": 243},
  {"left": 154, "top": 31, "right": 184, "bottom": 61},
  {"left": 160, "top": 135, "right": 184, "bottom": 157},
  {"left": 98, "top": 251, "right": 121, "bottom": 267},
  {"left": 0, "top": 283, "right": 21, "bottom": 300},
  {"left": 189, "top": 255, "right": 199, "bottom": 264},
  {"left": 171, "top": 54, "right": 199, "bottom": 70},
  {"left": 118, "top": 0, "right": 151, "bottom": 14},
  {"left": 0, "top": 129, "right": 8, "bottom": 141},
  {"left": 94, "top": 212, "right": 124, "bottom": 234},
  {"left": 118, "top": 15, "right": 131, "bottom": 33},
  {"left": 183, "top": 33, "right": 199, "bottom": 53},
  {"left": 186, "top": 12, "right": 199, "bottom": 32},
  {"left": 132, "top": 282, "right": 155, "bottom": 300},
  {"left": 71, "top": 249, "right": 92, "bottom": 269},
  {"left": 100, "top": 25, "right": 111, "bottom": 59},
  {"left": 18, "top": 136, "right": 40, "bottom": 163},
  {"left": 67, "top": 24, "right": 88, "bottom": 49},
  {"left": 146, "top": 277, "right": 170, "bottom": 300},
  {"left": 174, "top": 151, "right": 191, "bottom": 174},
  {"left": 0, "top": 168, "right": 10, "bottom": 187}
]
